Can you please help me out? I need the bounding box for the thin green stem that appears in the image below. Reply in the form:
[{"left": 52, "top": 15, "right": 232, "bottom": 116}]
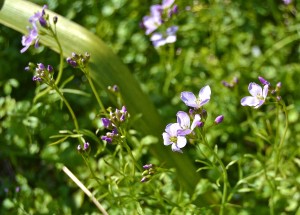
[
  {"left": 52, "top": 84, "right": 79, "bottom": 131},
  {"left": 85, "top": 72, "right": 107, "bottom": 115},
  {"left": 199, "top": 131, "right": 228, "bottom": 215},
  {"left": 275, "top": 101, "right": 289, "bottom": 174}
]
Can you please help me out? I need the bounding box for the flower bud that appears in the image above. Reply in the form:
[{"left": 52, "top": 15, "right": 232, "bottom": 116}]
[
  {"left": 214, "top": 115, "right": 224, "bottom": 124},
  {"left": 53, "top": 16, "right": 58, "bottom": 24},
  {"left": 258, "top": 76, "right": 270, "bottom": 86}
]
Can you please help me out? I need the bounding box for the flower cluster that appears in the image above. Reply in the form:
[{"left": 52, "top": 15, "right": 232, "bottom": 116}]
[
  {"left": 241, "top": 76, "right": 282, "bottom": 109},
  {"left": 77, "top": 142, "right": 90, "bottom": 152},
  {"left": 25, "top": 62, "right": 54, "bottom": 84},
  {"left": 141, "top": 164, "right": 156, "bottom": 183},
  {"left": 163, "top": 85, "right": 224, "bottom": 153},
  {"left": 141, "top": 0, "right": 179, "bottom": 48},
  {"left": 21, "top": 5, "right": 55, "bottom": 53},
  {"left": 100, "top": 106, "right": 129, "bottom": 143},
  {"left": 66, "top": 52, "right": 91, "bottom": 70}
]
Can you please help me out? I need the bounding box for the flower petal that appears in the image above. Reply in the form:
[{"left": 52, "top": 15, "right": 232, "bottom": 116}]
[
  {"left": 262, "top": 84, "right": 269, "bottom": 98},
  {"left": 199, "top": 85, "right": 211, "bottom": 101},
  {"left": 191, "top": 114, "right": 201, "bottom": 130},
  {"left": 241, "top": 96, "right": 260, "bottom": 107},
  {"left": 172, "top": 144, "right": 182, "bottom": 153},
  {"left": 181, "top": 92, "right": 197, "bottom": 107},
  {"left": 177, "top": 136, "right": 187, "bottom": 148},
  {"left": 176, "top": 111, "right": 190, "bottom": 128},
  {"left": 248, "top": 83, "right": 262, "bottom": 97},
  {"left": 163, "top": 132, "right": 171, "bottom": 145}
]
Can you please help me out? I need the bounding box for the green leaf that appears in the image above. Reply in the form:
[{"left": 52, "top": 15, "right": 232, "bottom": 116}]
[{"left": 0, "top": 0, "right": 199, "bottom": 197}]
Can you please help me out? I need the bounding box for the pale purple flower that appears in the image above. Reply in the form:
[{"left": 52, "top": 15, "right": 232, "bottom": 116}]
[
  {"left": 176, "top": 111, "right": 201, "bottom": 135},
  {"left": 181, "top": 85, "right": 211, "bottom": 109},
  {"left": 163, "top": 123, "right": 187, "bottom": 153},
  {"left": 241, "top": 83, "right": 269, "bottom": 109},
  {"left": 29, "top": 5, "right": 48, "bottom": 28},
  {"left": 151, "top": 26, "right": 178, "bottom": 47},
  {"left": 20, "top": 27, "right": 39, "bottom": 53},
  {"left": 142, "top": 15, "right": 162, "bottom": 35},
  {"left": 21, "top": 5, "right": 48, "bottom": 53}
]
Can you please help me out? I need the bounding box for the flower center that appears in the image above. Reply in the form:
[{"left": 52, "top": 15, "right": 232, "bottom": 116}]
[
  {"left": 170, "top": 136, "right": 177, "bottom": 143},
  {"left": 256, "top": 93, "right": 264, "bottom": 100}
]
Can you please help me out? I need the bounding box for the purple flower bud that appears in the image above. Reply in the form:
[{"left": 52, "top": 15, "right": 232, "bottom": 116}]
[
  {"left": 37, "top": 63, "right": 45, "bottom": 70},
  {"left": 233, "top": 77, "right": 238, "bottom": 84},
  {"left": 24, "top": 66, "right": 30, "bottom": 71},
  {"left": 112, "top": 128, "right": 118, "bottom": 135},
  {"left": 101, "top": 118, "right": 111, "bottom": 128},
  {"left": 197, "top": 121, "right": 204, "bottom": 127},
  {"left": 221, "top": 80, "right": 232, "bottom": 88},
  {"left": 15, "top": 187, "right": 20, "bottom": 193},
  {"left": 66, "top": 57, "right": 77, "bottom": 67},
  {"left": 215, "top": 115, "right": 224, "bottom": 124},
  {"left": 39, "top": 17, "right": 47, "bottom": 27},
  {"left": 201, "top": 109, "right": 207, "bottom": 119},
  {"left": 47, "top": 65, "right": 53, "bottom": 72},
  {"left": 83, "top": 142, "right": 89, "bottom": 150},
  {"left": 101, "top": 136, "right": 112, "bottom": 143},
  {"left": 258, "top": 76, "right": 270, "bottom": 86},
  {"left": 276, "top": 82, "right": 282, "bottom": 88},
  {"left": 277, "top": 96, "right": 281, "bottom": 101},
  {"left": 143, "top": 164, "right": 154, "bottom": 170},
  {"left": 140, "top": 177, "right": 148, "bottom": 183},
  {"left": 53, "top": 16, "right": 58, "bottom": 24},
  {"left": 113, "top": 85, "right": 119, "bottom": 92},
  {"left": 32, "top": 76, "right": 42, "bottom": 82}
]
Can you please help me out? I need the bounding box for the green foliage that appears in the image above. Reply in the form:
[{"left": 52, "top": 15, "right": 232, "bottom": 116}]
[{"left": 0, "top": 0, "right": 300, "bottom": 214}]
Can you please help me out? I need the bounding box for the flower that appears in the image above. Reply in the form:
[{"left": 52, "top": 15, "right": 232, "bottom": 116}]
[
  {"left": 142, "top": 6, "right": 163, "bottom": 35},
  {"left": 181, "top": 85, "right": 211, "bottom": 109},
  {"left": 29, "top": 5, "right": 48, "bottom": 28},
  {"left": 241, "top": 82, "right": 268, "bottom": 108},
  {"left": 20, "top": 5, "right": 48, "bottom": 53},
  {"left": 163, "top": 123, "right": 187, "bottom": 153},
  {"left": 176, "top": 111, "right": 201, "bottom": 135},
  {"left": 150, "top": 26, "right": 178, "bottom": 48},
  {"left": 20, "top": 27, "right": 39, "bottom": 53}
]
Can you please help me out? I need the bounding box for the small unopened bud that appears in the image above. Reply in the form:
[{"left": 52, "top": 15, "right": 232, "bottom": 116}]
[
  {"left": 143, "top": 164, "right": 154, "bottom": 170},
  {"left": 83, "top": 142, "right": 89, "bottom": 150},
  {"left": 197, "top": 121, "right": 204, "bottom": 127},
  {"left": 53, "top": 16, "right": 58, "bottom": 24},
  {"left": 258, "top": 76, "right": 270, "bottom": 86},
  {"left": 201, "top": 109, "right": 207, "bottom": 120},
  {"left": 77, "top": 145, "right": 82, "bottom": 151},
  {"left": 276, "top": 82, "right": 282, "bottom": 89},
  {"left": 47, "top": 65, "right": 53, "bottom": 72},
  {"left": 140, "top": 175, "right": 151, "bottom": 183},
  {"left": 214, "top": 115, "right": 224, "bottom": 124}
]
